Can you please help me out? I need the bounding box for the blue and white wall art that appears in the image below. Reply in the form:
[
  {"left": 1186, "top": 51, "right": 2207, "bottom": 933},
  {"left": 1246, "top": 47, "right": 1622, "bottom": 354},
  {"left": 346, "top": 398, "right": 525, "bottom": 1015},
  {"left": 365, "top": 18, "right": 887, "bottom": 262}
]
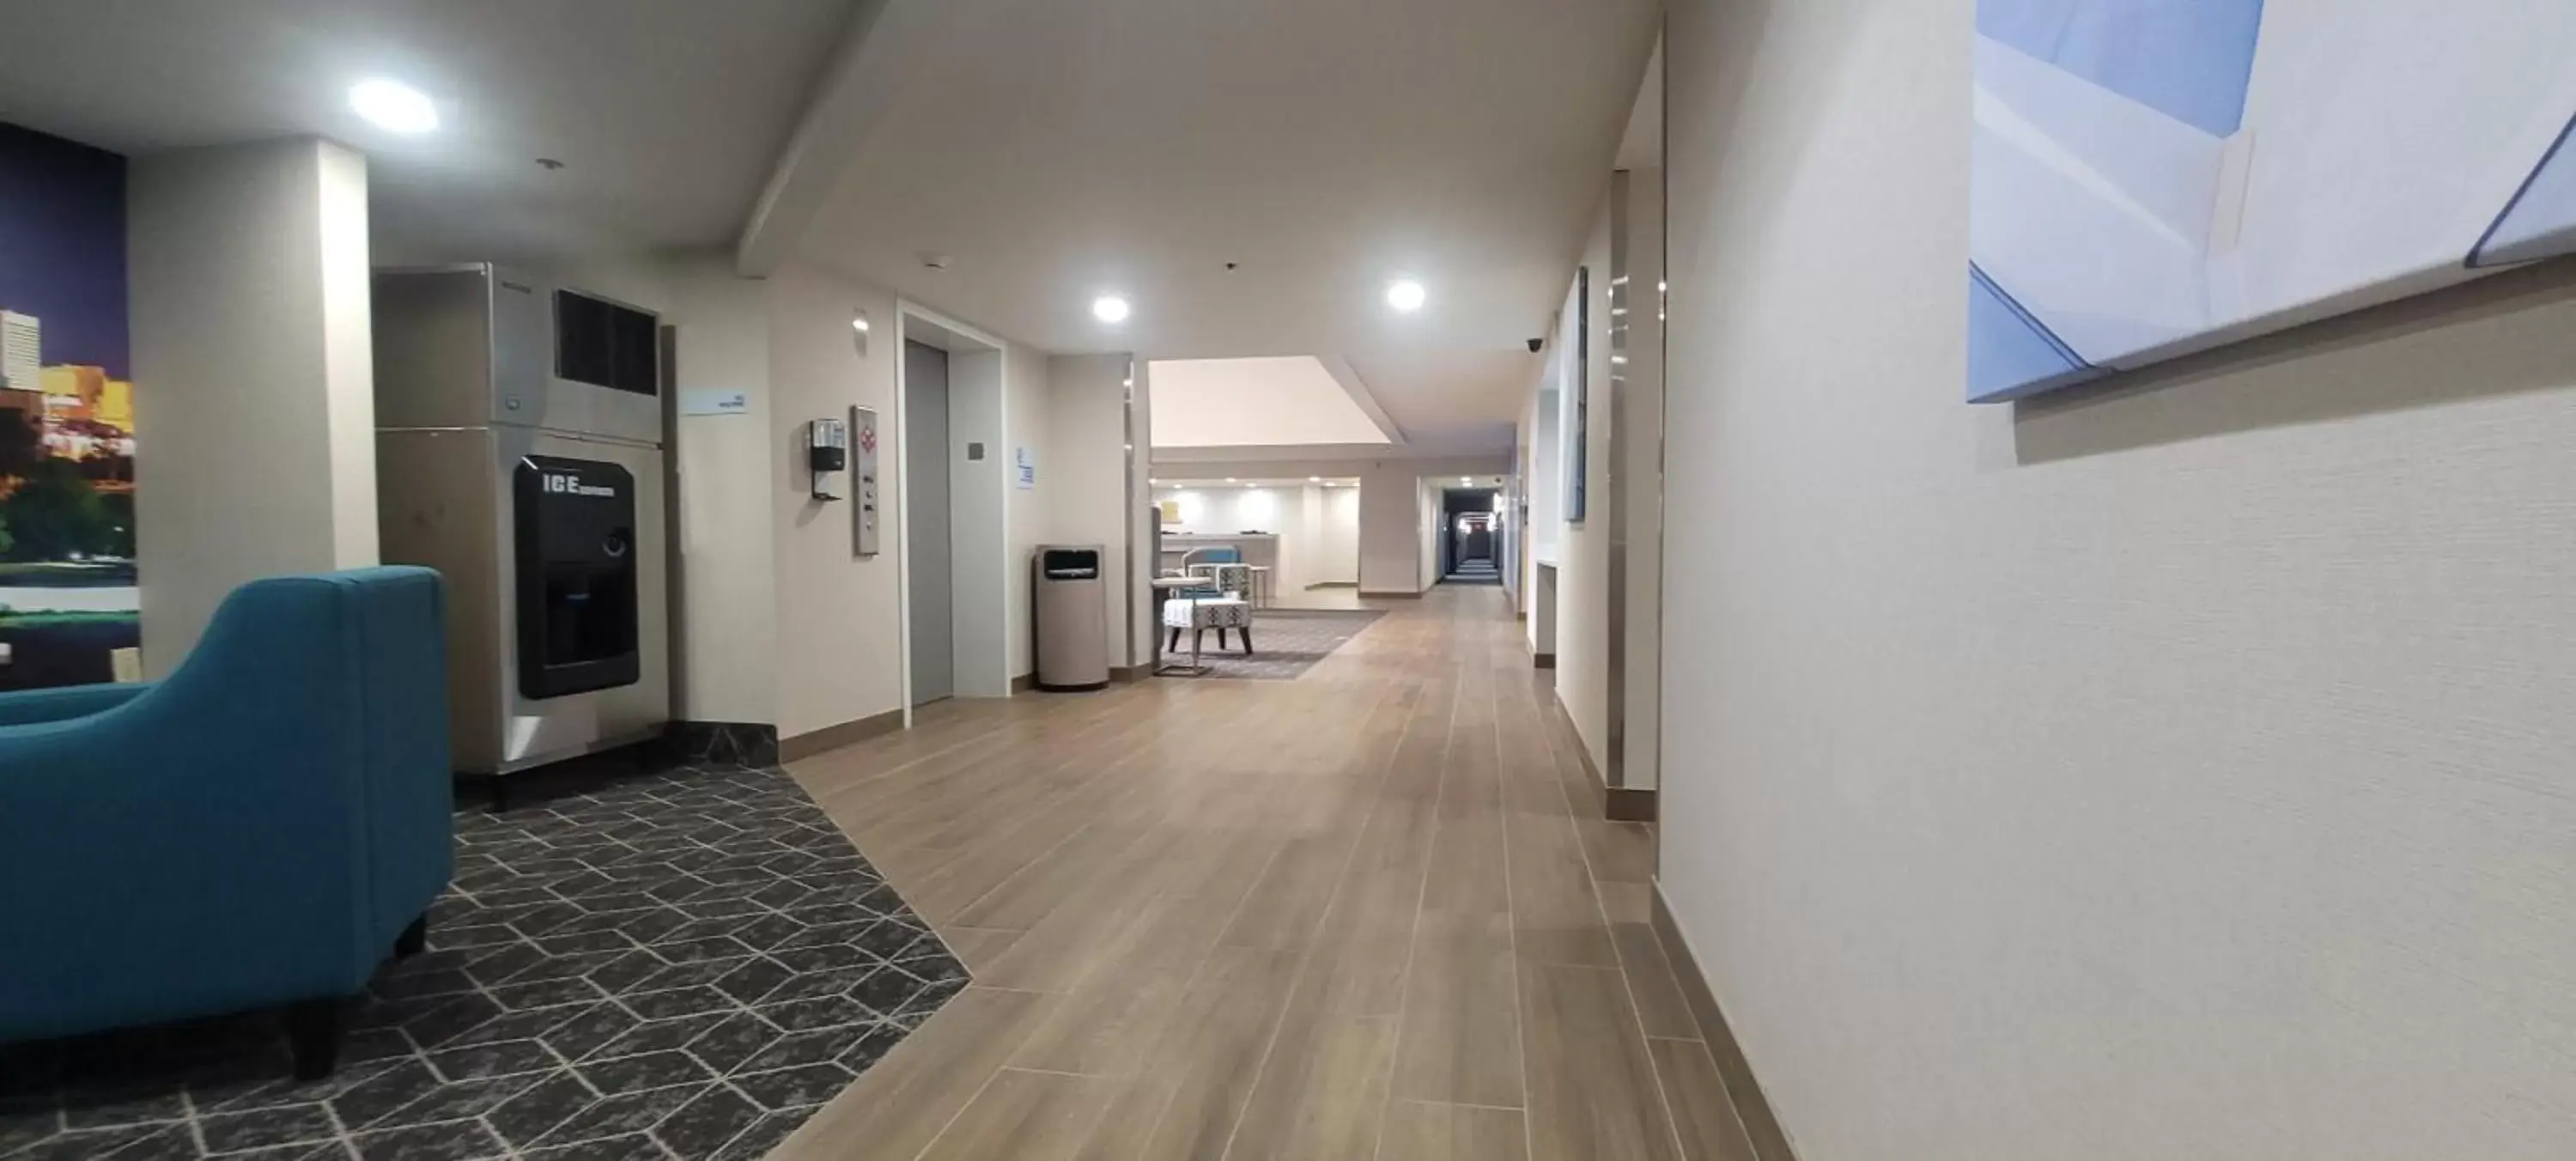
[{"left": 1969, "top": 0, "right": 2576, "bottom": 402}]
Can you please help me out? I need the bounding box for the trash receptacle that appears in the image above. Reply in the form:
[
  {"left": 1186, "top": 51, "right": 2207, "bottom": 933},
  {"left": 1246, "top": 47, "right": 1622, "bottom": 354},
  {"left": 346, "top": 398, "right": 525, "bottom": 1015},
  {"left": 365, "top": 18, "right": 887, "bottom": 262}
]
[{"left": 1033, "top": 545, "right": 1109, "bottom": 691}]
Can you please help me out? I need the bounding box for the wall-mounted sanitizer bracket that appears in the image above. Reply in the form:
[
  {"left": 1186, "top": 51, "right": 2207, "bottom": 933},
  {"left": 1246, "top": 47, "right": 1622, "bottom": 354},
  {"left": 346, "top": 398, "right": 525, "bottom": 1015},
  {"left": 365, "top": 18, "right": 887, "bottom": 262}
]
[
  {"left": 808, "top": 416, "right": 848, "bottom": 501},
  {"left": 851, "top": 405, "right": 881, "bottom": 556}
]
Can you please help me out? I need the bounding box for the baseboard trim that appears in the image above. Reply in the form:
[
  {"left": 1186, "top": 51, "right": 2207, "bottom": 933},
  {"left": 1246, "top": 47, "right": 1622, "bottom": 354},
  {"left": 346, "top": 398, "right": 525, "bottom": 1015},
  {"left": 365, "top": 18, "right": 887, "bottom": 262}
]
[
  {"left": 1554, "top": 696, "right": 1600, "bottom": 791},
  {"left": 1111, "top": 665, "right": 1151, "bottom": 683},
  {"left": 1549, "top": 685, "right": 1656, "bottom": 821},
  {"left": 1652, "top": 882, "right": 1798, "bottom": 1161},
  {"left": 1010, "top": 672, "right": 1036, "bottom": 694},
  {"left": 665, "top": 721, "right": 780, "bottom": 769},
  {"left": 1304, "top": 581, "right": 1359, "bottom": 590},
  {"left": 778, "top": 708, "right": 905, "bottom": 763},
  {"left": 1607, "top": 786, "right": 1657, "bottom": 822},
  {"left": 1358, "top": 590, "right": 1424, "bottom": 599},
  {"left": 1532, "top": 651, "right": 1556, "bottom": 669}
]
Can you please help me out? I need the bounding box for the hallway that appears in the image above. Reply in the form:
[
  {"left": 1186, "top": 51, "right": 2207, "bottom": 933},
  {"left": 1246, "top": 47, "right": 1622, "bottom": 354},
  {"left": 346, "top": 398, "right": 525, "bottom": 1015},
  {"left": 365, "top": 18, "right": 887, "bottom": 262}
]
[{"left": 775, "top": 588, "right": 1752, "bottom": 1160}]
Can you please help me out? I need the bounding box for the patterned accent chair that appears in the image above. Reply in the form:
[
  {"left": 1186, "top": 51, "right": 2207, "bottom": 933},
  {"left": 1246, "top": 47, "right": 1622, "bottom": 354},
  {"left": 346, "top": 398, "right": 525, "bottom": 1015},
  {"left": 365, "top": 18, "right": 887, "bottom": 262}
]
[
  {"left": 1160, "top": 596, "right": 1255, "bottom": 672},
  {"left": 1187, "top": 562, "right": 1253, "bottom": 599}
]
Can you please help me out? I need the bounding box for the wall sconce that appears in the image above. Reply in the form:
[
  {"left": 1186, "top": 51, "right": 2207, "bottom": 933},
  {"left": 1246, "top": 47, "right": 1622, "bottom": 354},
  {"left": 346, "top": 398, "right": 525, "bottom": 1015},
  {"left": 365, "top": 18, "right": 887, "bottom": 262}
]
[{"left": 851, "top": 310, "right": 872, "bottom": 358}]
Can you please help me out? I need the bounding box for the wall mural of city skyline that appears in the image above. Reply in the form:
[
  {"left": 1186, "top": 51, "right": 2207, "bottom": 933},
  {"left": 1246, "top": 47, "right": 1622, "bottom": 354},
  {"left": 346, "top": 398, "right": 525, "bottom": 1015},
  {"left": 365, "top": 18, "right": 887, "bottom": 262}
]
[{"left": 0, "top": 121, "right": 137, "bottom": 690}]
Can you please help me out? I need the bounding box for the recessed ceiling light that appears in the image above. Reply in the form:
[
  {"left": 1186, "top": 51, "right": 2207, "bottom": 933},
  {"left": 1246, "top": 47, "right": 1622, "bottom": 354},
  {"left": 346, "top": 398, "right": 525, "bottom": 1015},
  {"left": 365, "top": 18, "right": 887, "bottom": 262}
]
[
  {"left": 349, "top": 80, "right": 439, "bottom": 133},
  {"left": 1386, "top": 278, "right": 1427, "bottom": 313},
  {"left": 1092, "top": 295, "right": 1132, "bottom": 324},
  {"left": 1224, "top": 477, "right": 1237, "bottom": 483},
  {"left": 1309, "top": 476, "right": 1321, "bottom": 483},
  {"left": 1242, "top": 482, "right": 1256, "bottom": 489},
  {"left": 1459, "top": 477, "right": 1473, "bottom": 484}
]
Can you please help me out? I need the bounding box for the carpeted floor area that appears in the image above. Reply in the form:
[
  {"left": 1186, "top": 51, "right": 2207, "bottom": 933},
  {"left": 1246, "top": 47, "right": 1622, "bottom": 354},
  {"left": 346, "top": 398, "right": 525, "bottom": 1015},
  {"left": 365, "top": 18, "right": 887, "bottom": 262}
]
[
  {"left": 1159, "top": 607, "right": 1382, "bottom": 679},
  {"left": 0, "top": 757, "right": 963, "bottom": 1161}
]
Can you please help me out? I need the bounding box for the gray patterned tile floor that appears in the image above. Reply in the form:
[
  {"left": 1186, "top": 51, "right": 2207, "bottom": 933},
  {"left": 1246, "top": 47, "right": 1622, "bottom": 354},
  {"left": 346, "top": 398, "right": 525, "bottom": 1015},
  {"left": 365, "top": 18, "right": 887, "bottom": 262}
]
[
  {"left": 1163, "top": 608, "right": 1383, "bottom": 679},
  {"left": 0, "top": 758, "right": 965, "bottom": 1160}
]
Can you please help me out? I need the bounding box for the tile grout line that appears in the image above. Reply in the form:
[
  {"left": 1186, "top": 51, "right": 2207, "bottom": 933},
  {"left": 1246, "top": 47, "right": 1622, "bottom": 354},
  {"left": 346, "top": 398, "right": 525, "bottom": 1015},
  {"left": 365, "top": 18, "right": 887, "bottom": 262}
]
[
  {"left": 902, "top": 1057, "right": 1012, "bottom": 1161},
  {"left": 798, "top": 683, "right": 1137, "bottom": 803},
  {"left": 835, "top": 702, "right": 1178, "bottom": 891},
  {"left": 1366, "top": 647, "right": 1469, "bottom": 1161},
  {"left": 1213, "top": 666, "right": 1440, "bottom": 1161},
  {"left": 914, "top": 690, "right": 1236, "bottom": 926},
  {"left": 1534, "top": 668, "right": 1695, "bottom": 1161},
  {"left": 1489, "top": 627, "right": 1546, "bottom": 1161}
]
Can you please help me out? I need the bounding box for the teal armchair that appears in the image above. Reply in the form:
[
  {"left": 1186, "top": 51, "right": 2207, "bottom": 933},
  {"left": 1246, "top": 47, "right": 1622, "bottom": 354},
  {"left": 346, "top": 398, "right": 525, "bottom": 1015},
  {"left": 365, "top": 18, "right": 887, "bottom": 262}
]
[{"left": 0, "top": 567, "right": 454, "bottom": 1077}]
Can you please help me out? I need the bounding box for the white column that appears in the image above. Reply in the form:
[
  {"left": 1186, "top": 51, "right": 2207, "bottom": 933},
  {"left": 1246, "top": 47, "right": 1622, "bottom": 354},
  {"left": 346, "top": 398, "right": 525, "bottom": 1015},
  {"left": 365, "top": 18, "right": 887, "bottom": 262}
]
[{"left": 130, "top": 137, "right": 375, "bottom": 677}]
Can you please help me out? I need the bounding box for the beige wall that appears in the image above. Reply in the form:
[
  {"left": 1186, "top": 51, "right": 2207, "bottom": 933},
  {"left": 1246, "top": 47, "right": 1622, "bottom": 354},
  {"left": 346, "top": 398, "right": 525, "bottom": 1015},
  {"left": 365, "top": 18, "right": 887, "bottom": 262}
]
[
  {"left": 1045, "top": 354, "right": 1135, "bottom": 667},
  {"left": 1660, "top": 2, "right": 2576, "bottom": 1158},
  {"left": 1553, "top": 194, "right": 1615, "bottom": 778},
  {"left": 1415, "top": 477, "right": 1439, "bottom": 591},
  {"left": 648, "top": 261, "right": 1066, "bottom": 731},
  {"left": 766, "top": 262, "right": 904, "bottom": 738},
  {"left": 1005, "top": 343, "right": 1049, "bottom": 678},
  {"left": 665, "top": 260, "right": 778, "bottom": 724},
  {"left": 1356, "top": 461, "right": 1421, "bottom": 594},
  {"left": 131, "top": 137, "right": 376, "bottom": 677},
  {"left": 1318, "top": 483, "right": 1361, "bottom": 585}
]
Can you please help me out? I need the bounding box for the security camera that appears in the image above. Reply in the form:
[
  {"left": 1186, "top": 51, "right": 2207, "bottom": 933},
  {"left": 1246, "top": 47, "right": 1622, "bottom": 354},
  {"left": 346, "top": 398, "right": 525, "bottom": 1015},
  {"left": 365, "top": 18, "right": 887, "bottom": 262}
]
[{"left": 1525, "top": 337, "right": 1543, "bottom": 354}]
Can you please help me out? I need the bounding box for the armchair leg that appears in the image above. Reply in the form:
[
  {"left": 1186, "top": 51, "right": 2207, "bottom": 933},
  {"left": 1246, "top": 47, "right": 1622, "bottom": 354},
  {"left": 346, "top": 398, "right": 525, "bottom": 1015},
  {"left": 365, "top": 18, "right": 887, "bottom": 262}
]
[
  {"left": 1241, "top": 628, "right": 1255, "bottom": 655},
  {"left": 395, "top": 913, "right": 429, "bottom": 958},
  {"left": 286, "top": 998, "right": 347, "bottom": 1080}
]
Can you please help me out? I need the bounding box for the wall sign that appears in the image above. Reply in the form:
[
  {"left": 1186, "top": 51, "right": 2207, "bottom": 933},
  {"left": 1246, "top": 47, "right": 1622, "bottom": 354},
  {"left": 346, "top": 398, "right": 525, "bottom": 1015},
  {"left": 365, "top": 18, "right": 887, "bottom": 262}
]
[
  {"left": 679, "top": 388, "right": 749, "bottom": 416},
  {"left": 1013, "top": 445, "right": 1036, "bottom": 490}
]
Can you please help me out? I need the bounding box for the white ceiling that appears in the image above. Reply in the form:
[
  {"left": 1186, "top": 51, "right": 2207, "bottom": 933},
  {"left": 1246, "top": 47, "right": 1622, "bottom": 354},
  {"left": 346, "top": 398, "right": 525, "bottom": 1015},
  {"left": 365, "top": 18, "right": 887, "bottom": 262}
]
[
  {"left": 0, "top": 0, "right": 854, "bottom": 261},
  {"left": 0, "top": 0, "right": 1656, "bottom": 456},
  {"left": 793, "top": 0, "right": 1661, "bottom": 453},
  {"left": 1148, "top": 357, "right": 1392, "bottom": 447}
]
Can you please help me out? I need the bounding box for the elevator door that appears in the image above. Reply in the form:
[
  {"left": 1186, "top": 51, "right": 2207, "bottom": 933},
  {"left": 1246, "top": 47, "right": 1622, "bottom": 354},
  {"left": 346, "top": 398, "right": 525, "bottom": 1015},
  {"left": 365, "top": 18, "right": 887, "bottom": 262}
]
[{"left": 905, "top": 341, "right": 953, "bottom": 705}]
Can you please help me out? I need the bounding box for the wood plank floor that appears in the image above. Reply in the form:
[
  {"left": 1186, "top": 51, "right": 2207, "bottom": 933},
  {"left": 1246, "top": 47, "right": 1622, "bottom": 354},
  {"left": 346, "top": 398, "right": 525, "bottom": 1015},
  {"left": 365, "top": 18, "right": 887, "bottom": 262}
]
[{"left": 771, "top": 587, "right": 1756, "bottom": 1160}]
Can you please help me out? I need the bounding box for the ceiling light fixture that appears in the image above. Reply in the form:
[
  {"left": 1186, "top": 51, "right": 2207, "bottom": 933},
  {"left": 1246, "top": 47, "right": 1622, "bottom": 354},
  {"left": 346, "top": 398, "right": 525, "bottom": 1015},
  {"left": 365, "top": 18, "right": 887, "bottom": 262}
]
[
  {"left": 1386, "top": 278, "right": 1427, "bottom": 313},
  {"left": 349, "top": 80, "right": 439, "bottom": 133},
  {"left": 1459, "top": 477, "right": 1473, "bottom": 484},
  {"left": 1092, "top": 295, "right": 1132, "bottom": 325},
  {"left": 1224, "top": 477, "right": 1238, "bottom": 483},
  {"left": 1309, "top": 476, "right": 1321, "bottom": 483}
]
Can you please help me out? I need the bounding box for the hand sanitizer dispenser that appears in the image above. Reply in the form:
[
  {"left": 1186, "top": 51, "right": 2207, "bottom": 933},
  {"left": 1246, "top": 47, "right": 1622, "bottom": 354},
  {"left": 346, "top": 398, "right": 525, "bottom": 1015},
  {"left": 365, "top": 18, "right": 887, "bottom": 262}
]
[{"left": 808, "top": 416, "right": 848, "bottom": 500}]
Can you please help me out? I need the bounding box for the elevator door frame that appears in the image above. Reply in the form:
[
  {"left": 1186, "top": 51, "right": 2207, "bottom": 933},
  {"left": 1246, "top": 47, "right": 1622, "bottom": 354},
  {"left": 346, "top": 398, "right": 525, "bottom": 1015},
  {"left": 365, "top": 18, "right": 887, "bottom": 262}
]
[{"left": 894, "top": 302, "right": 1017, "bottom": 724}]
